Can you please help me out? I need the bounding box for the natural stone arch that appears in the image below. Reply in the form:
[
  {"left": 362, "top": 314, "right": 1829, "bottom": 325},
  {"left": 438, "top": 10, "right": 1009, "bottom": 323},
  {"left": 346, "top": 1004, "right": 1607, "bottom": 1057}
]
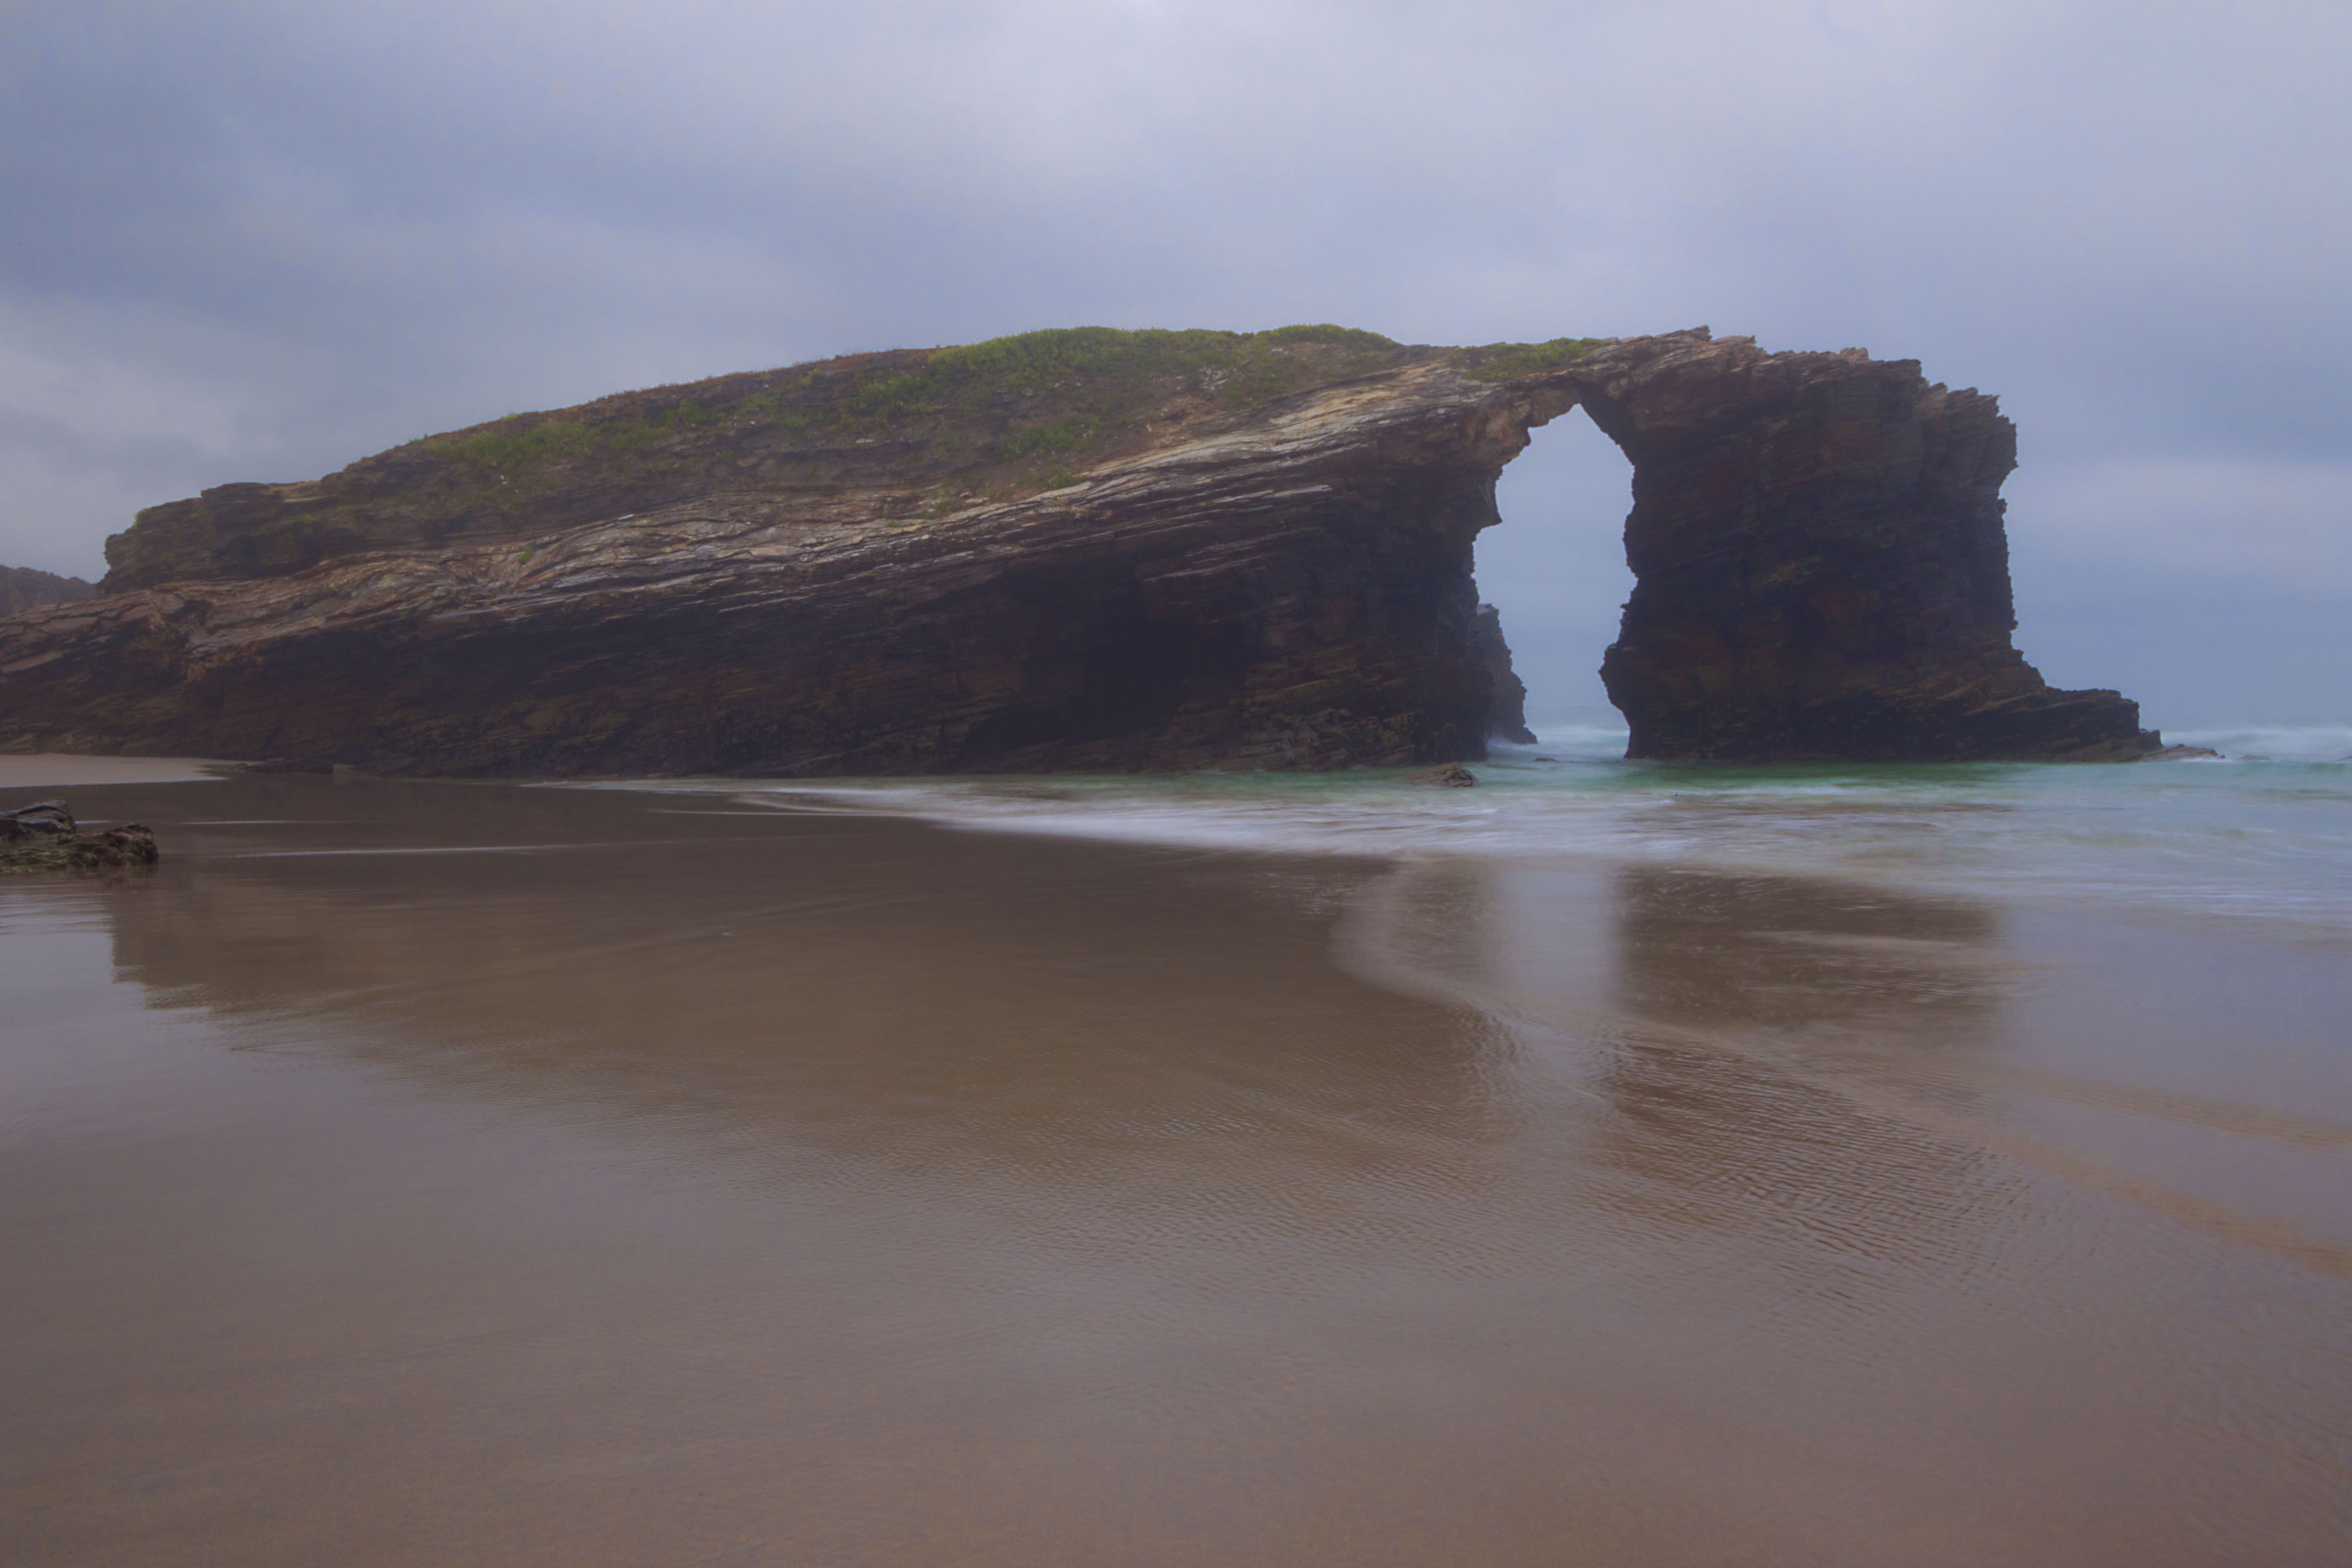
[
  {"left": 0, "top": 326, "right": 2160, "bottom": 772},
  {"left": 1498, "top": 332, "right": 2155, "bottom": 761}
]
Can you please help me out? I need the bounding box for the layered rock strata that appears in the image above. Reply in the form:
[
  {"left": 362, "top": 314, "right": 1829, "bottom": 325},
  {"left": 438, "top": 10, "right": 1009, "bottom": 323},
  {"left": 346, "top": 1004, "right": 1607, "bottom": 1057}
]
[
  {"left": 1584, "top": 343, "right": 2155, "bottom": 759},
  {"left": 0, "top": 326, "right": 2160, "bottom": 772}
]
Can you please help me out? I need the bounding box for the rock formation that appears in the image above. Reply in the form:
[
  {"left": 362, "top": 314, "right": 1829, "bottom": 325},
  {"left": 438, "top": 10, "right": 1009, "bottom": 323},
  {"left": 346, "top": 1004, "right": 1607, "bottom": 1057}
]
[
  {"left": 1471, "top": 604, "right": 1536, "bottom": 745},
  {"left": 0, "top": 325, "right": 2162, "bottom": 773},
  {"left": 0, "top": 801, "right": 158, "bottom": 873},
  {"left": 0, "top": 566, "right": 95, "bottom": 618},
  {"left": 1586, "top": 342, "right": 2154, "bottom": 760}
]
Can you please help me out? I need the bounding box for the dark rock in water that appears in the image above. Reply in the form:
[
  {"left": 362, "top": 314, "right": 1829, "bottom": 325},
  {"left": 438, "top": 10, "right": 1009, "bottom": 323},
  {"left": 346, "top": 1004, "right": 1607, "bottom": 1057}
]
[
  {"left": 1400, "top": 763, "right": 1477, "bottom": 787},
  {"left": 1, "top": 800, "right": 159, "bottom": 873},
  {"left": 2147, "top": 744, "right": 2222, "bottom": 760},
  {"left": 1472, "top": 603, "right": 1536, "bottom": 744},
  {"left": 0, "top": 565, "right": 96, "bottom": 618},
  {"left": 0, "top": 325, "right": 2167, "bottom": 773},
  {"left": 245, "top": 757, "right": 337, "bottom": 774}
]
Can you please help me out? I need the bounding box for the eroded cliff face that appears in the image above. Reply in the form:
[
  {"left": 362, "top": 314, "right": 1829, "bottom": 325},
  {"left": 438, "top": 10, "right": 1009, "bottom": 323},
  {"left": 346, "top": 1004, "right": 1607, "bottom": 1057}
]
[
  {"left": 1580, "top": 337, "right": 2155, "bottom": 760},
  {"left": 0, "top": 326, "right": 2160, "bottom": 773}
]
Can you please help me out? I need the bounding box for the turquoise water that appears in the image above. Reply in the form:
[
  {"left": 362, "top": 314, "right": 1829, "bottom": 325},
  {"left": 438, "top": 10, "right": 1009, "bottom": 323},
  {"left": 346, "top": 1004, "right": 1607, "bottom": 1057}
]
[{"left": 702, "top": 722, "right": 2352, "bottom": 943}]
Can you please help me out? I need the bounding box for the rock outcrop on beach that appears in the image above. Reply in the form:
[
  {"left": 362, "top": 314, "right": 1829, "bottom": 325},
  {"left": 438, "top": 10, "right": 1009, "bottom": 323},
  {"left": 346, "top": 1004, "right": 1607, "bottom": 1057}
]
[
  {"left": 0, "top": 801, "right": 158, "bottom": 874},
  {"left": 0, "top": 325, "right": 2161, "bottom": 773},
  {"left": 0, "top": 566, "right": 95, "bottom": 618}
]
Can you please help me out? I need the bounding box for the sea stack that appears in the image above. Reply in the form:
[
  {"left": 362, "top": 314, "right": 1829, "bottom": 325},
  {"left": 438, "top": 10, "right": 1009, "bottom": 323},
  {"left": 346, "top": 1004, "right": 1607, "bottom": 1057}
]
[{"left": 1585, "top": 339, "right": 2155, "bottom": 760}]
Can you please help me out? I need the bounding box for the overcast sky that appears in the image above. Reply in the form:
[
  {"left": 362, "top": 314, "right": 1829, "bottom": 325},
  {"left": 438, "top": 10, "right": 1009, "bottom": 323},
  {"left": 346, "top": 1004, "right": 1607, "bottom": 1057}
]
[{"left": 5, "top": 0, "right": 2346, "bottom": 724}]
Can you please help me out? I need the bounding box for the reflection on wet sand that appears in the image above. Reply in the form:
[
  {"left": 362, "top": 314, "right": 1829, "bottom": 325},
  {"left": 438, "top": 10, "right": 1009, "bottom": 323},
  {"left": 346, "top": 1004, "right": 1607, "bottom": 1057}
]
[
  {"left": 1594, "top": 868, "right": 2014, "bottom": 1270},
  {"left": 1345, "top": 851, "right": 2352, "bottom": 1267},
  {"left": 1335, "top": 858, "right": 2022, "bottom": 1278},
  {"left": 3, "top": 775, "right": 2348, "bottom": 1566},
  {"left": 1608, "top": 863, "right": 2352, "bottom": 1280},
  {"left": 98, "top": 779, "right": 1511, "bottom": 1200},
  {"left": 1611, "top": 866, "right": 2005, "bottom": 1038}
]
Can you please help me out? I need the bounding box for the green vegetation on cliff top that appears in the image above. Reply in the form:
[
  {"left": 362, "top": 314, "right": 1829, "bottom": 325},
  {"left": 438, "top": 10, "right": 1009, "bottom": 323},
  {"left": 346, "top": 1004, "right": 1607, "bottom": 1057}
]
[
  {"left": 437, "top": 397, "right": 717, "bottom": 471},
  {"left": 104, "top": 323, "right": 1609, "bottom": 587},
  {"left": 432, "top": 325, "right": 1405, "bottom": 470},
  {"left": 1457, "top": 337, "right": 1607, "bottom": 381},
  {"left": 415, "top": 324, "right": 1597, "bottom": 502},
  {"left": 838, "top": 323, "right": 1402, "bottom": 425}
]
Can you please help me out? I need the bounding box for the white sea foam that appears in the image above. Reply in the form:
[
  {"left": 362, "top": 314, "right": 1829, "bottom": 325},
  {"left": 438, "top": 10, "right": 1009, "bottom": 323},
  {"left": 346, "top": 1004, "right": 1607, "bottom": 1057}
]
[{"left": 2168, "top": 724, "right": 2352, "bottom": 765}]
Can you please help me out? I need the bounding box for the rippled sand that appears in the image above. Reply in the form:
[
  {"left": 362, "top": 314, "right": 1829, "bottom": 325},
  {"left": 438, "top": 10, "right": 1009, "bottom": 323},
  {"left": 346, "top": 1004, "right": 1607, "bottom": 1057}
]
[{"left": 3, "top": 770, "right": 2347, "bottom": 1565}]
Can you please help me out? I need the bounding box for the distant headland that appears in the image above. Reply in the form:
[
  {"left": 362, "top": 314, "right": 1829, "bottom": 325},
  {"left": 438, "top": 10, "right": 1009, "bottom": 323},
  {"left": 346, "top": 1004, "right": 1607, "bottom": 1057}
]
[
  {"left": 0, "top": 325, "right": 2167, "bottom": 773},
  {"left": 0, "top": 565, "right": 94, "bottom": 619}
]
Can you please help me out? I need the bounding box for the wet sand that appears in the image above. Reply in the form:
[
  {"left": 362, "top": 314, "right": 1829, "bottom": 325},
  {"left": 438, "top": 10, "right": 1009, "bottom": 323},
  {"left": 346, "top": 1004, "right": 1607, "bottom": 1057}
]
[
  {"left": 0, "top": 754, "right": 235, "bottom": 787},
  {"left": 3, "top": 772, "right": 2347, "bottom": 1565}
]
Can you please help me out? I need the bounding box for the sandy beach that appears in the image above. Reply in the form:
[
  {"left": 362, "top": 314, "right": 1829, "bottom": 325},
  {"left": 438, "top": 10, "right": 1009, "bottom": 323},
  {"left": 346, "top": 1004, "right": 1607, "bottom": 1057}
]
[{"left": 3, "top": 765, "right": 2347, "bottom": 1565}]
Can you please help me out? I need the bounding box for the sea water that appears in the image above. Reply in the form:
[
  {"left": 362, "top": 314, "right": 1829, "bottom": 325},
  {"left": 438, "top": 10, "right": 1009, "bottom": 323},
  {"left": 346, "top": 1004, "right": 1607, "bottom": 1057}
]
[{"left": 713, "top": 719, "right": 2352, "bottom": 942}]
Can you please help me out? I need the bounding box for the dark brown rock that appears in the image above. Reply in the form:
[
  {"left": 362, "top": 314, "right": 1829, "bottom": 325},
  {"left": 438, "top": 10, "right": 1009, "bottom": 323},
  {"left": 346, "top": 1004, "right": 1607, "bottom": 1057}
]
[
  {"left": 0, "top": 800, "right": 159, "bottom": 873},
  {"left": 1400, "top": 763, "right": 1478, "bottom": 787},
  {"left": 1584, "top": 337, "right": 2157, "bottom": 761},
  {"left": 0, "top": 326, "right": 2165, "bottom": 774},
  {"left": 1472, "top": 603, "right": 1536, "bottom": 744}
]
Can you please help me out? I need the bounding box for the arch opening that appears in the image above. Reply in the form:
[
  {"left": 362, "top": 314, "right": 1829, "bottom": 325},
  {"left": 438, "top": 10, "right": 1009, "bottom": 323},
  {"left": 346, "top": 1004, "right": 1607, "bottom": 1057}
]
[{"left": 1473, "top": 405, "right": 1635, "bottom": 749}]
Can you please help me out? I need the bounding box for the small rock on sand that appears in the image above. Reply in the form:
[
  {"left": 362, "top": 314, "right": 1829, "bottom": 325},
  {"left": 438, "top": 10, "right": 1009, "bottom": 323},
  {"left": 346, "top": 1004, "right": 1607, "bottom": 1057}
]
[{"left": 1, "top": 800, "right": 160, "bottom": 873}]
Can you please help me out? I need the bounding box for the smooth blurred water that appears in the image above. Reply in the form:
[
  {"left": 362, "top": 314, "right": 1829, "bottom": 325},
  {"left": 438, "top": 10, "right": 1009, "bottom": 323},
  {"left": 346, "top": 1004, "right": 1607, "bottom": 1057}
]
[{"left": 696, "top": 722, "right": 2352, "bottom": 942}]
